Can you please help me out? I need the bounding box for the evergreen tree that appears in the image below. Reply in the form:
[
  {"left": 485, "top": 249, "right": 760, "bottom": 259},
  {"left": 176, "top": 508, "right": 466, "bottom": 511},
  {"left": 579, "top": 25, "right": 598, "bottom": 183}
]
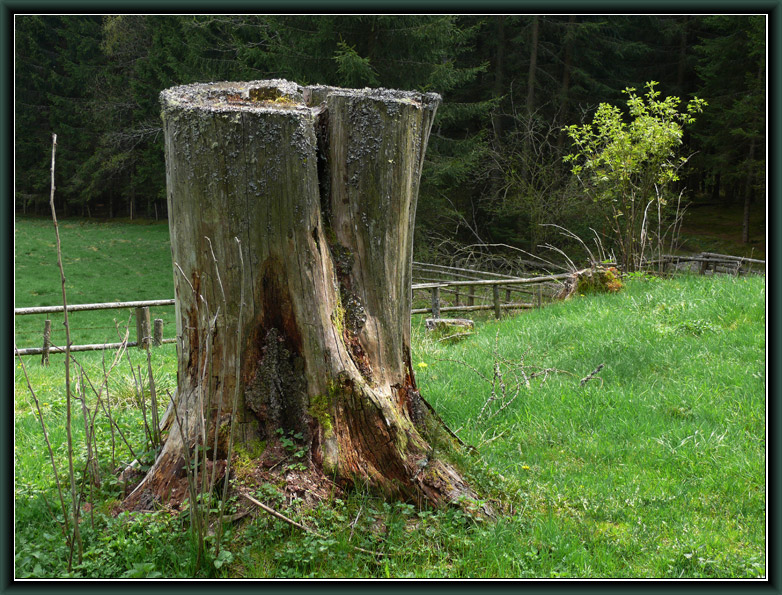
[
  {"left": 15, "top": 15, "right": 52, "bottom": 213},
  {"left": 692, "top": 15, "right": 765, "bottom": 230},
  {"left": 16, "top": 16, "right": 104, "bottom": 215}
]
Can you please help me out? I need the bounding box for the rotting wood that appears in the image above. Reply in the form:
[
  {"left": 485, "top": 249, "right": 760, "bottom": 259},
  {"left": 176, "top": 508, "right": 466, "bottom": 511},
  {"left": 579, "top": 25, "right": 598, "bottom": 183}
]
[
  {"left": 424, "top": 318, "right": 475, "bottom": 333},
  {"left": 412, "top": 303, "right": 535, "bottom": 315},
  {"left": 412, "top": 270, "right": 586, "bottom": 290},
  {"left": 124, "top": 79, "right": 486, "bottom": 513},
  {"left": 699, "top": 252, "right": 765, "bottom": 264},
  {"left": 413, "top": 261, "right": 520, "bottom": 279}
]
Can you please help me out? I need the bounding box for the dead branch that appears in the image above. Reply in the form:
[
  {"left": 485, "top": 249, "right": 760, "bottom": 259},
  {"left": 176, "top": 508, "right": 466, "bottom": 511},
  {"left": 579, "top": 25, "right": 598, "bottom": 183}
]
[
  {"left": 47, "top": 132, "right": 83, "bottom": 568},
  {"left": 580, "top": 363, "right": 605, "bottom": 387},
  {"left": 240, "top": 491, "right": 390, "bottom": 558}
]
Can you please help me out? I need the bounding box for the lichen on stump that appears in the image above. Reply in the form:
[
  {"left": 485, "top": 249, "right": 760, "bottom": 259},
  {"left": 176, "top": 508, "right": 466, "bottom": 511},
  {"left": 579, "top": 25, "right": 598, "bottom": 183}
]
[{"left": 123, "top": 80, "right": 485, "bottom": 514}]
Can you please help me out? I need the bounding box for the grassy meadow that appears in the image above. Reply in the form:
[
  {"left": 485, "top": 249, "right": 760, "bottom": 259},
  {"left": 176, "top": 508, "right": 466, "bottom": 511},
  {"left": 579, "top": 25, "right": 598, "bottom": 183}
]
[{"left": 13, "top": 216, "right": 766, "bottom": 578}]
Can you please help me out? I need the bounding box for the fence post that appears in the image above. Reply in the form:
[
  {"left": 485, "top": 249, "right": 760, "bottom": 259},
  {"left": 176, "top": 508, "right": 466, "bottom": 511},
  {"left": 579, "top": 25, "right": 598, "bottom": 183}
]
[
  {"left": 153, "top": 319, "right": 164, "bottom": 347},
  {"left": 699, "top": 259, "right": 707, "bottom": 275},
  {"left": 41, "top": 319, "right": 51, "bottom": 366},
  {"left": 468, "top": 285, "right": 475, "bottom": 307},
  {"left": 454, "top": 287, "right": 460, "bottom": 307},
  {"left": 505, "top": 287, "right": 511, "bottom": 303},
  {"left": 493, "top": 285, "right": 501, "bottom": 319},
  {"left": 135, "top": 306, "right": 151, "bottom": 349},
  {"left": 536, "top": 284, "right": 543, "bottom": 309},
  {"left": 431, "top": 286, "right": 441, "bottom": 319}
]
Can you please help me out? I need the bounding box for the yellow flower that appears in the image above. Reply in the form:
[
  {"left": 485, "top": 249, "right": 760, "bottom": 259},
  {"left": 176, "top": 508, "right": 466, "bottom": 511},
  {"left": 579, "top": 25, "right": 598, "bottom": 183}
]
[
  {"left": 522, "top": 465, "right": 531, "bottom": 471},
  {"left": 417, "top": 362, "right": 428, "bottom": 369}
]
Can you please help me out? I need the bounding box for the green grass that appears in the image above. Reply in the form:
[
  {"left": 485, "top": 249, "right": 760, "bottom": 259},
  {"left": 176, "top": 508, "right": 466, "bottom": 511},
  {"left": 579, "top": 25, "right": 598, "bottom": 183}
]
[
  {"left": 410, "top": 272, "right": 765, "bottom": 578},
  {"left": 13, "top": 217, "right": 766, "bottom": 578}
]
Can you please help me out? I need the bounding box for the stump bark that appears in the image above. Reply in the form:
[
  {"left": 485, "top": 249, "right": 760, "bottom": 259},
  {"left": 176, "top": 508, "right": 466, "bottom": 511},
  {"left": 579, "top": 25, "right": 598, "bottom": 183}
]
[{"left": 124, "top": 80, "right": 481, "bottom": 511}]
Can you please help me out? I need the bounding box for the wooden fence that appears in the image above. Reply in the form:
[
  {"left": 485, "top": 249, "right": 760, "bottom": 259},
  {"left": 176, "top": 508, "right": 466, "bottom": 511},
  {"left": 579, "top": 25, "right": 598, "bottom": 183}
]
[
  {"left": 410, "top": 252, "right": 765, "bottom": 319},
  {"left": 411, "top": 267, "right": 577, "bottom": 318},
  {"left": 642, "top": 252, "right": 765, "bottom": 276},
  {"left": 14, "top": 300, "right": 176, "bottom": 363}
]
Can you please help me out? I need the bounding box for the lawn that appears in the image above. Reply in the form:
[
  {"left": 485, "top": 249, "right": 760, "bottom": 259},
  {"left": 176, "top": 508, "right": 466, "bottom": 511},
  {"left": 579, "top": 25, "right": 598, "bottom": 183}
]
[{"left": 13, "top": 216, "right": 766, "bottom": 578}]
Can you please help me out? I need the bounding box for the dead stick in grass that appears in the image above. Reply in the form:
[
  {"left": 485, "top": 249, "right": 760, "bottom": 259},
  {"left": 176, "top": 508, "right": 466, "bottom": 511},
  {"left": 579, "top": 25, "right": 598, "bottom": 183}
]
[
  {"left": 239, "top": 492, "right": 390, "bottom": 558},
  {"left": 47, "top": 133, "right": 83, "bottom": 568},
  {"left": 580, "top": 363, "right": 605, "bottom": 387}
]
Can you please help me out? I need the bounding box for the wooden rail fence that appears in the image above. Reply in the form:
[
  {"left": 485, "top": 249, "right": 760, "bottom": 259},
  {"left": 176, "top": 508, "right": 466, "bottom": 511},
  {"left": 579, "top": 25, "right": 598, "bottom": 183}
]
[
  {"left": 411, "top": 267, "right": 580, "bottom": 319},
  {"left": 14, "top": 300, "right": 176, "bottom": 363},
  {"left": 642, "top": 252, "right": 765, "bottom": 276}
]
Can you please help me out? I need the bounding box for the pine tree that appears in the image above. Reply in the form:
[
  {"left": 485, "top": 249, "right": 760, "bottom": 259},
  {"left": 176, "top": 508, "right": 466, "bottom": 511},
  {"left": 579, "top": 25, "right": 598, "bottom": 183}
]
[{"left": 692, "top": 14, "right": 765, "bottom": 235}]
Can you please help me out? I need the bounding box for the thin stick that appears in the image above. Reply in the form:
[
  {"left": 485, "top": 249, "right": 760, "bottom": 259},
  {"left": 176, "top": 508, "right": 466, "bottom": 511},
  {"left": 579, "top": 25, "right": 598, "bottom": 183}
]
[
  {"left": 205, "top": 236, "right": 228, "bottom": 513},
  {"left": 240, "top": 492, "right": 388, "bottom": 558},
  {"left": 580, "top": 363, "right": 605, "bottom": 387},
  {"left": 167, "top": 389, "right": 204, "bottom": 561},
  {"left": 145, "top": 348, "right": 161, "bottom": 447},
  {"left": 218, "top": 237, "right": 245, "bottom": 547},
  {"left": 100, "top": 352, "right": 117, "bottom": 469},
  {"left": 47, "top": 133, "right": 82, "bottom": 567}
]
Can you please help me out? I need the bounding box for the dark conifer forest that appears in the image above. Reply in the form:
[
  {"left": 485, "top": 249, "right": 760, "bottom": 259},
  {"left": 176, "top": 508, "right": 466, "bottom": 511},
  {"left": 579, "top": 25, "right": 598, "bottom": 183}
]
[{"left": 14, "top": 15, "right": 766, "bottom": 254}]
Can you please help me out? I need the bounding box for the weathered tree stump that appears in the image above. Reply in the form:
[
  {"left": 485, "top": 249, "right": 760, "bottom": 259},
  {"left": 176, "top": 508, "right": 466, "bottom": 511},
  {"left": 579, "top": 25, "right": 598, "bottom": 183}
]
[{"left": 124, "top": 80, "right": 483, "bottom": 512}]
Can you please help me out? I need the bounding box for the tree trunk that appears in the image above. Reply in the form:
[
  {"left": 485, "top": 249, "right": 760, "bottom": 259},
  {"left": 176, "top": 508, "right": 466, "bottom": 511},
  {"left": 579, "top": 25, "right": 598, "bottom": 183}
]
[
  {"left": 676, "top": 16, "right": 689, "bottom": 95},
  {"left": 492, "top": 16, "right": 506, "bottom": 143},
  {"left": 521, "top": 16, "right": 540, "bottom": 184},
  {"left": 711, "top": 171, "right": 721, "bottom": 202},
  {"left": 124, "top": 80, "right": 482, "bottom": 512},
  {"left": 526, "top": 16, "right": 539, "bottom": 116},
  {"left": 556, "top": 15, "right": 576, "bottom": 152},
  {"left": 742, "top": 137, "right": 756, "bottom": 244}
]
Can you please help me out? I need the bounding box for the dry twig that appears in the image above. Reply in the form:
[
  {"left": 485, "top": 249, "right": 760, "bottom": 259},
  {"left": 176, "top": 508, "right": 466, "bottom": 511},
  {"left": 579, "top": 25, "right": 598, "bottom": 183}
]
[
  {"left": 47, "top": 133, "right": 83, "bottom": 568},
  {"left": 580, "top": 363, "right": 605, "bottom": 387}
]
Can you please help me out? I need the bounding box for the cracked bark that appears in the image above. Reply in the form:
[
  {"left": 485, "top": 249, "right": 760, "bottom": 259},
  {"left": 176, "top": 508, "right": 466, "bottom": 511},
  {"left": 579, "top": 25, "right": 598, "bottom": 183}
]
[{"left": 123, "top": 80, "right": 483, "bottom": 511}]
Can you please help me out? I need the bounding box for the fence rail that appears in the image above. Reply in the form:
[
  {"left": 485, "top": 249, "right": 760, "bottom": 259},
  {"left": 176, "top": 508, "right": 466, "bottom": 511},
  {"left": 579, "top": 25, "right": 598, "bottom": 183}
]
[{"left": 14, "top": 299, "right": 176, "bottom": 316}]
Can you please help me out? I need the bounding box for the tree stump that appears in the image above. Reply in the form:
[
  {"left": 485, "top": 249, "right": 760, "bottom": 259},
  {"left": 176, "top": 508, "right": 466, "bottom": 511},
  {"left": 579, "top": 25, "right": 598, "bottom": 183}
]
[
  {"left": 425, "top": 318, "right": 475, "bottom": 343},
  {"left": 124, "top": 80, "right": 482, "bottom": 511}
]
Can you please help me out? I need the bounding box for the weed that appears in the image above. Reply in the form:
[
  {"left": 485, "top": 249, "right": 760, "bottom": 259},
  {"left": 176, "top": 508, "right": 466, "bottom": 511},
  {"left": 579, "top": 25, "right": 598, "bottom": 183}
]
[{"left": 276, "top": 429, "right": 308, "bottom": 471}]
